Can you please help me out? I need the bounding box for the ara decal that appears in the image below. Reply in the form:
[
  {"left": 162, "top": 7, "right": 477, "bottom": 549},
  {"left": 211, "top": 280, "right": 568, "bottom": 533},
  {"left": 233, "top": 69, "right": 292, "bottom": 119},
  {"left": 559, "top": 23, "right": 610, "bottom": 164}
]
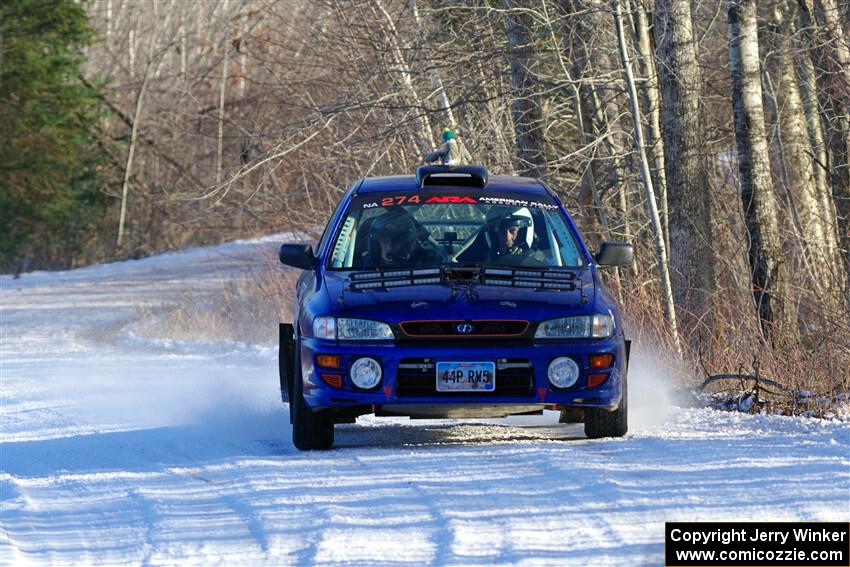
[{"left": 424, "top": 196, "right": 478, "bottom": 204}]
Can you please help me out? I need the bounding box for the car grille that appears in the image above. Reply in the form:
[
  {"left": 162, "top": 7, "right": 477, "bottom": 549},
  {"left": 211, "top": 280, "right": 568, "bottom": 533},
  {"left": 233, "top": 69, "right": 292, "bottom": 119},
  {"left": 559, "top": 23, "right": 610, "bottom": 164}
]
[
  {"left": 400, "top": 320, "right": 528, "bottom": 337},
  {"left": 396, "top": 358, "right": 535, "bottom": 397}
]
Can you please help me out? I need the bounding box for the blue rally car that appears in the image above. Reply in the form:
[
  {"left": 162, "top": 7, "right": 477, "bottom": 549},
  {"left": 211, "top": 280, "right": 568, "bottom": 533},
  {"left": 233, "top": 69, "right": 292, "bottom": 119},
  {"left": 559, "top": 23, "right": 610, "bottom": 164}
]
[{"left": 278, "top": 165, "right": 633, "bottom": 450}]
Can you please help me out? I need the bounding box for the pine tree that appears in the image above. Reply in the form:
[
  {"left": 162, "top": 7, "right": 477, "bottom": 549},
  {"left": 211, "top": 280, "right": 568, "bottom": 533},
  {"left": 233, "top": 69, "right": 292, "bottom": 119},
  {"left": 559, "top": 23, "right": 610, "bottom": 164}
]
[{"left": 0, "top": 0, "right": 109, "bottom": 270}]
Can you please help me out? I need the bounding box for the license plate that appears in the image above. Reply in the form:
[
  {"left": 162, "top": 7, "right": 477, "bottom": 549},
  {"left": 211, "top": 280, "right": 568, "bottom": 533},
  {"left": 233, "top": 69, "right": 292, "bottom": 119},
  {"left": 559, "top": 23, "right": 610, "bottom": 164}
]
[{"left": 436, "top": 361, "right": 496, "bottom": 392}]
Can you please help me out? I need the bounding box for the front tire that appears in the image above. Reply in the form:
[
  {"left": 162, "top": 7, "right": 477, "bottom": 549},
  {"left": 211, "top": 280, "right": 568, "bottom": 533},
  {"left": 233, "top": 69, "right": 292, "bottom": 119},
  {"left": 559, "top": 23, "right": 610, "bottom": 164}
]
[
  {"left": 291, "top": 345, "right": 334, "bottom": 450},
  {"left": 584, "top": 374, "right": 628, "bottom": 439}
]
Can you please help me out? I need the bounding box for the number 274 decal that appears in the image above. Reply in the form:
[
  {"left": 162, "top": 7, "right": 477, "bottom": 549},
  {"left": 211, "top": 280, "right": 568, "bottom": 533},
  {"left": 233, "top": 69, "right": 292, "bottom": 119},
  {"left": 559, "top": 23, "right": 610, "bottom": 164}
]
[{"left": 380, "top": 195, "right": 421, "bottom": 206}]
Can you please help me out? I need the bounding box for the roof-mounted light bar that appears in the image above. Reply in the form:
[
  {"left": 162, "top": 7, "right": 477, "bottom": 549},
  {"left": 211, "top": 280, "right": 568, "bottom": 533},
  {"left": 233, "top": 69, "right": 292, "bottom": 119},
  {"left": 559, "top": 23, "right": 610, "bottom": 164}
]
[
  {"left": 349, "top": 268, "right": 442, "bottom": 291},
  {"left": 481, "top": 267, "right": 577, "bottom": 291},
  {"left": 348, "top": 266, "right": 578, "bottom": 292}
]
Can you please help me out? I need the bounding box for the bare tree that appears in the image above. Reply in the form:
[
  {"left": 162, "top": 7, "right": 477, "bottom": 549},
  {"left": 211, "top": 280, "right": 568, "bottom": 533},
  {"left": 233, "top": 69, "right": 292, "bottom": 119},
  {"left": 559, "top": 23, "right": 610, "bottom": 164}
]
[
  {"left": 504, "top": 0, "right": 546, "bottom": 178},
  {"left": 117, "top": 4, "right": 174, "bottom": 247},
  {"left": 654, "top": 0, "right": 717, "bottom": 339},
  {"left": 793, "top": 26, "right": 841, "bottom": 273},
  {"left": 409, "top": 0, "right": 455, "bottom": 128},
  {"left": 373, "top": 0, "right": 434, "bottom": 156},
  {"left": 796, "top": 0, "right": 850, "bottom": 289},
  {"left": 728, "top": 0, "right": 796, "bottom": 344},
  {"left": 613, "top": 0, "right": 682, "bottom": 353},
  {"left": 630, "top": 0, "right": 668, "bottom": 250},
  {"left": 767, "top": 1, "right": 844, "bottom": 310}
]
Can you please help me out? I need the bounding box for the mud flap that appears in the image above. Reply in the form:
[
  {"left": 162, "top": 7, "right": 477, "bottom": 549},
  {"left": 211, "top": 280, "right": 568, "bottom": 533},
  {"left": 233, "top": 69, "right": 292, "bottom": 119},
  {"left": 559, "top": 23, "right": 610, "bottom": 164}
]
[
  {"left": 279, "top": 323, "right": 295, "bottom": 405},
  {"left": 622, "top": 338, "right": 631, "bottom": 409}
]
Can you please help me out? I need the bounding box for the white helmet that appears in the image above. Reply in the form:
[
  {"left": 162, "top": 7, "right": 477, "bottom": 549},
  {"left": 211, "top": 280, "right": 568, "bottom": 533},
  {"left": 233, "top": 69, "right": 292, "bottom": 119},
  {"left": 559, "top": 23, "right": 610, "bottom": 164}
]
[{"left": 492, "top": 207, "right": 534, "bottom": 248}]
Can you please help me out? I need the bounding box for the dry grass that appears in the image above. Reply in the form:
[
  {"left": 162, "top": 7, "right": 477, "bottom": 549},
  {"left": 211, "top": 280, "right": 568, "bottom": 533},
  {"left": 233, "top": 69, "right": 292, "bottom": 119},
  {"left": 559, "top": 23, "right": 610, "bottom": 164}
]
[
  {"left": 610, "top": 271, "right": 850, "bottom": 417},
  {"left": 132, "top": 249, "right": 298, "bottom": 345}
]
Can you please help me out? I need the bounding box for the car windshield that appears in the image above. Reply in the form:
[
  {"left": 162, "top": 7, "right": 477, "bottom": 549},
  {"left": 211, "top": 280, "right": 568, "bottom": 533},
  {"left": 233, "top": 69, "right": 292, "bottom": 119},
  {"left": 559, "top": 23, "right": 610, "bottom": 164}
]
[{"left": 327, "top": 191, "right": 585, "bottom": 270}]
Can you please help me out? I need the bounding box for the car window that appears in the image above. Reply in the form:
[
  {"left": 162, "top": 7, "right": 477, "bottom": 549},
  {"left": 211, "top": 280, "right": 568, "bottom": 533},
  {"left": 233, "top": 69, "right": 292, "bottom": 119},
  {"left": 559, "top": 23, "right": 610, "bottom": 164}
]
[
  {"left": 327, "top": 192, "right": 585, "bottom": 270},
  {"left": 544, "top": 208, "right": 583, "bottom": 267},
  {"left": 317, "top": 185, "right": 357, "bottom": 257}
]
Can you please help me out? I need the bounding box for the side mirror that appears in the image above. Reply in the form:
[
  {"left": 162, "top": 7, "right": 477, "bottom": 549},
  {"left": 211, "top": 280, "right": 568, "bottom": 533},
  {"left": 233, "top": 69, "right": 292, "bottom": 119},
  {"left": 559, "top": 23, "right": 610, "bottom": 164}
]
[
  {"left": 595, "top": 241, "right": 634, "bottom": 267},
  {"left": 279, "top": 243, "right": 316, "bottom": 270}
]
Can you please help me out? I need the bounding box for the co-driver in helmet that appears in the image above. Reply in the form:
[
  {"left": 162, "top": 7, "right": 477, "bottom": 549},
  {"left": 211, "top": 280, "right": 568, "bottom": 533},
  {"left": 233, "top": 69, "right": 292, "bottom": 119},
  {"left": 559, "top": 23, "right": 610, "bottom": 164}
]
[{"left": 367, "top": 210, "right": 442, "bottom": 267}]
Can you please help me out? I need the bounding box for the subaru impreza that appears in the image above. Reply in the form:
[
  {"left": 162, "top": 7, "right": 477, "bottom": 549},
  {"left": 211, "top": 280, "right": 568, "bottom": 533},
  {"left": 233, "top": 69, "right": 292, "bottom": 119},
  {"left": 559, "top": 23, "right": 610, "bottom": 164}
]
[{"left": 278, "top": 165, "right": 633, "bottom": 450}]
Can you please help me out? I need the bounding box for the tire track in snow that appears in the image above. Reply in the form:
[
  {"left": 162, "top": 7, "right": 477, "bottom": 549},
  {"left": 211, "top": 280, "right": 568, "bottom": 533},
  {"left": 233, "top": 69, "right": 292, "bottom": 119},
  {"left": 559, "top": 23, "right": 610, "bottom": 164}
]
[
  {"left": 350, "top": 448, "right": 454, "bottom": 566},
  {"left": 126, "top": 487, "right": 158, "bottom": 567}
]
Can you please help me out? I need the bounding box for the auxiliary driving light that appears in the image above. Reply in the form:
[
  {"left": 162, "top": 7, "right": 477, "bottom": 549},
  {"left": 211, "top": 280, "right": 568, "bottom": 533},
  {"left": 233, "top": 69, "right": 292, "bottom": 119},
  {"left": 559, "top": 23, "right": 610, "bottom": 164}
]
[
  {"left": 350, "top": 357, "right": 382, "bottom": 389},
  {"left": 548, "top": 357, "right": 579, "bottom": 389}
]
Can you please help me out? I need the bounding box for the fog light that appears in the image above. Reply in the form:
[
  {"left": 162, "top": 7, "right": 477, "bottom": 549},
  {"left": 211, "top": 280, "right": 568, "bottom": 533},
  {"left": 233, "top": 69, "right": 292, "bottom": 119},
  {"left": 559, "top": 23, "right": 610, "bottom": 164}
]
[
  {"left": 350, "top": 357, "right": 382, "bottom": 389},
  {"left": 548, "top": 357, "right": 579, "bottom": 389}
]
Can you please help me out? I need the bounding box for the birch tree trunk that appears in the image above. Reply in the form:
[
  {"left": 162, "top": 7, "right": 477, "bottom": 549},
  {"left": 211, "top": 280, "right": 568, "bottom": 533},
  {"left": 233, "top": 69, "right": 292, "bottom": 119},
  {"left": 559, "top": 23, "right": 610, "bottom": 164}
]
[
  {"left": 728, "top": 0, "right": 797, "bottom": 344},
  {"left": 797, "top": 0, "right": 850, "bottom": 291},
  {"left": 814, "top": 0, "right": 850, "bottom": 292},
  {"left": 631, "top": 0, "right": 668, "bottom": 251},
  {"left": 794, "top": 38, "right": 841, "bottom": 275},
  {"left": 409, "top": 0, "right": 455, "bottom": 129},
  {"left": 216, "top": 34, "right": 229, "bottom": 186},
  {"left": 128, "top": 28, "right": 135, "bottom": 78},
  {"left": 771, "top": 3, "right": 842, "bottom": 306},
  {"left": 239, "top": 11, "right": 247, "bottom": 99},
  {"left": 504, "top": 0, "right": 546, "bottom": 178},
  {"left": 654, "top": 0, "right": 716, "bottom": 337},
  {"left": 613, "top": 0, "right": 682, "bottom": 353}
]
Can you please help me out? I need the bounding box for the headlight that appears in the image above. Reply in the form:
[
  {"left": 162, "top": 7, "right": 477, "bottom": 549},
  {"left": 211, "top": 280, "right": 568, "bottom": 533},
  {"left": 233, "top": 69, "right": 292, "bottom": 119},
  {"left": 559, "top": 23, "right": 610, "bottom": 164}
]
[
  {"left": 535, "top": 314, "right": 614, "bottom": 339},
  {"left": 338, "top": 318, "right": 394, "bottom": 340},
  {"left": 313, "top": 317, "right": 394, "bottom": 340},
  {"left": 350, "top": 357, "right": 382, "bottom": 389}
]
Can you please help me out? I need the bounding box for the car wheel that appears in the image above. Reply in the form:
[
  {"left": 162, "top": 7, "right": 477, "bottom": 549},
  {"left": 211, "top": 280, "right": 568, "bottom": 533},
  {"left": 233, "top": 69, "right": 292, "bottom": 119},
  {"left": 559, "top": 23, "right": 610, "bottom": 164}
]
[
  {"left": 584, "top": 374, "right": 628, "bottom": 439},
  {"left": 291, "top": 344, "right": 335, "bottom": 450}
]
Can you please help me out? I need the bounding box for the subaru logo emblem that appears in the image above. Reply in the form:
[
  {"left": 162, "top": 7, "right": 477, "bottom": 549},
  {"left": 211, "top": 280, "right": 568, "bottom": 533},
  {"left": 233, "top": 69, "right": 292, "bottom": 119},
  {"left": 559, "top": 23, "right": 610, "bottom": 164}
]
[{"left": 456, "top": 323, "right": 474, "bottom": 334}]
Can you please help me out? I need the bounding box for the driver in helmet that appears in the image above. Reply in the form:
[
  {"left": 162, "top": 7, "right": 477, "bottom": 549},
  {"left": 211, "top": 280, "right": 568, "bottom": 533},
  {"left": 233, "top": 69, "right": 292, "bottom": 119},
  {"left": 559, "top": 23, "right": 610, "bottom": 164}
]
[
  {"left": 488, "top": 209, "right": 533, "bottom": 261},
  {"left": 367, "top": 210, "right": 442, "bottom": 267}
]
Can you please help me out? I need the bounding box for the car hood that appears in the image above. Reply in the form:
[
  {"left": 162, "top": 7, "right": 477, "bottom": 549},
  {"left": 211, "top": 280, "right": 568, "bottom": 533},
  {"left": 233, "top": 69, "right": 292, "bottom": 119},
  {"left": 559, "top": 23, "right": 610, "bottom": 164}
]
[{"left": 321, "top": 270, "right": 595, "bottom": 323}]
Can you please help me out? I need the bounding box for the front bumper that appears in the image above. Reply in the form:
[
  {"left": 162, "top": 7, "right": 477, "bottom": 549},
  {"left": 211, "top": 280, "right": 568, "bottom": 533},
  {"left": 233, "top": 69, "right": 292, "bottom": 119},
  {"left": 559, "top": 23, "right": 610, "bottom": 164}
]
[{"left": 299, "top": 337, "right": 626, "bottom": 411}]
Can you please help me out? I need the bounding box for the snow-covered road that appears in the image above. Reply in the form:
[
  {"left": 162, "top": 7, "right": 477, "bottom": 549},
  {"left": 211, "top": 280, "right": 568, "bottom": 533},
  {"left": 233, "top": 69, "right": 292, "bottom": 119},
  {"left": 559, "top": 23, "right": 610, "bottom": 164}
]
[{"left": 2, "top": 237, "right": 848, "bottom": 566}]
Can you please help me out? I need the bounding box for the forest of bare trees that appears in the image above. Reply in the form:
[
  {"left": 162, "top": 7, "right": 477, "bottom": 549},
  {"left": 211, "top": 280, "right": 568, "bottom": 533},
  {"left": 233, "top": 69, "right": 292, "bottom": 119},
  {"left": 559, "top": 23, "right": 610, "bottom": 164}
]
[{"left": 9, "top": 0, "right": 849, "bottom": 396}]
